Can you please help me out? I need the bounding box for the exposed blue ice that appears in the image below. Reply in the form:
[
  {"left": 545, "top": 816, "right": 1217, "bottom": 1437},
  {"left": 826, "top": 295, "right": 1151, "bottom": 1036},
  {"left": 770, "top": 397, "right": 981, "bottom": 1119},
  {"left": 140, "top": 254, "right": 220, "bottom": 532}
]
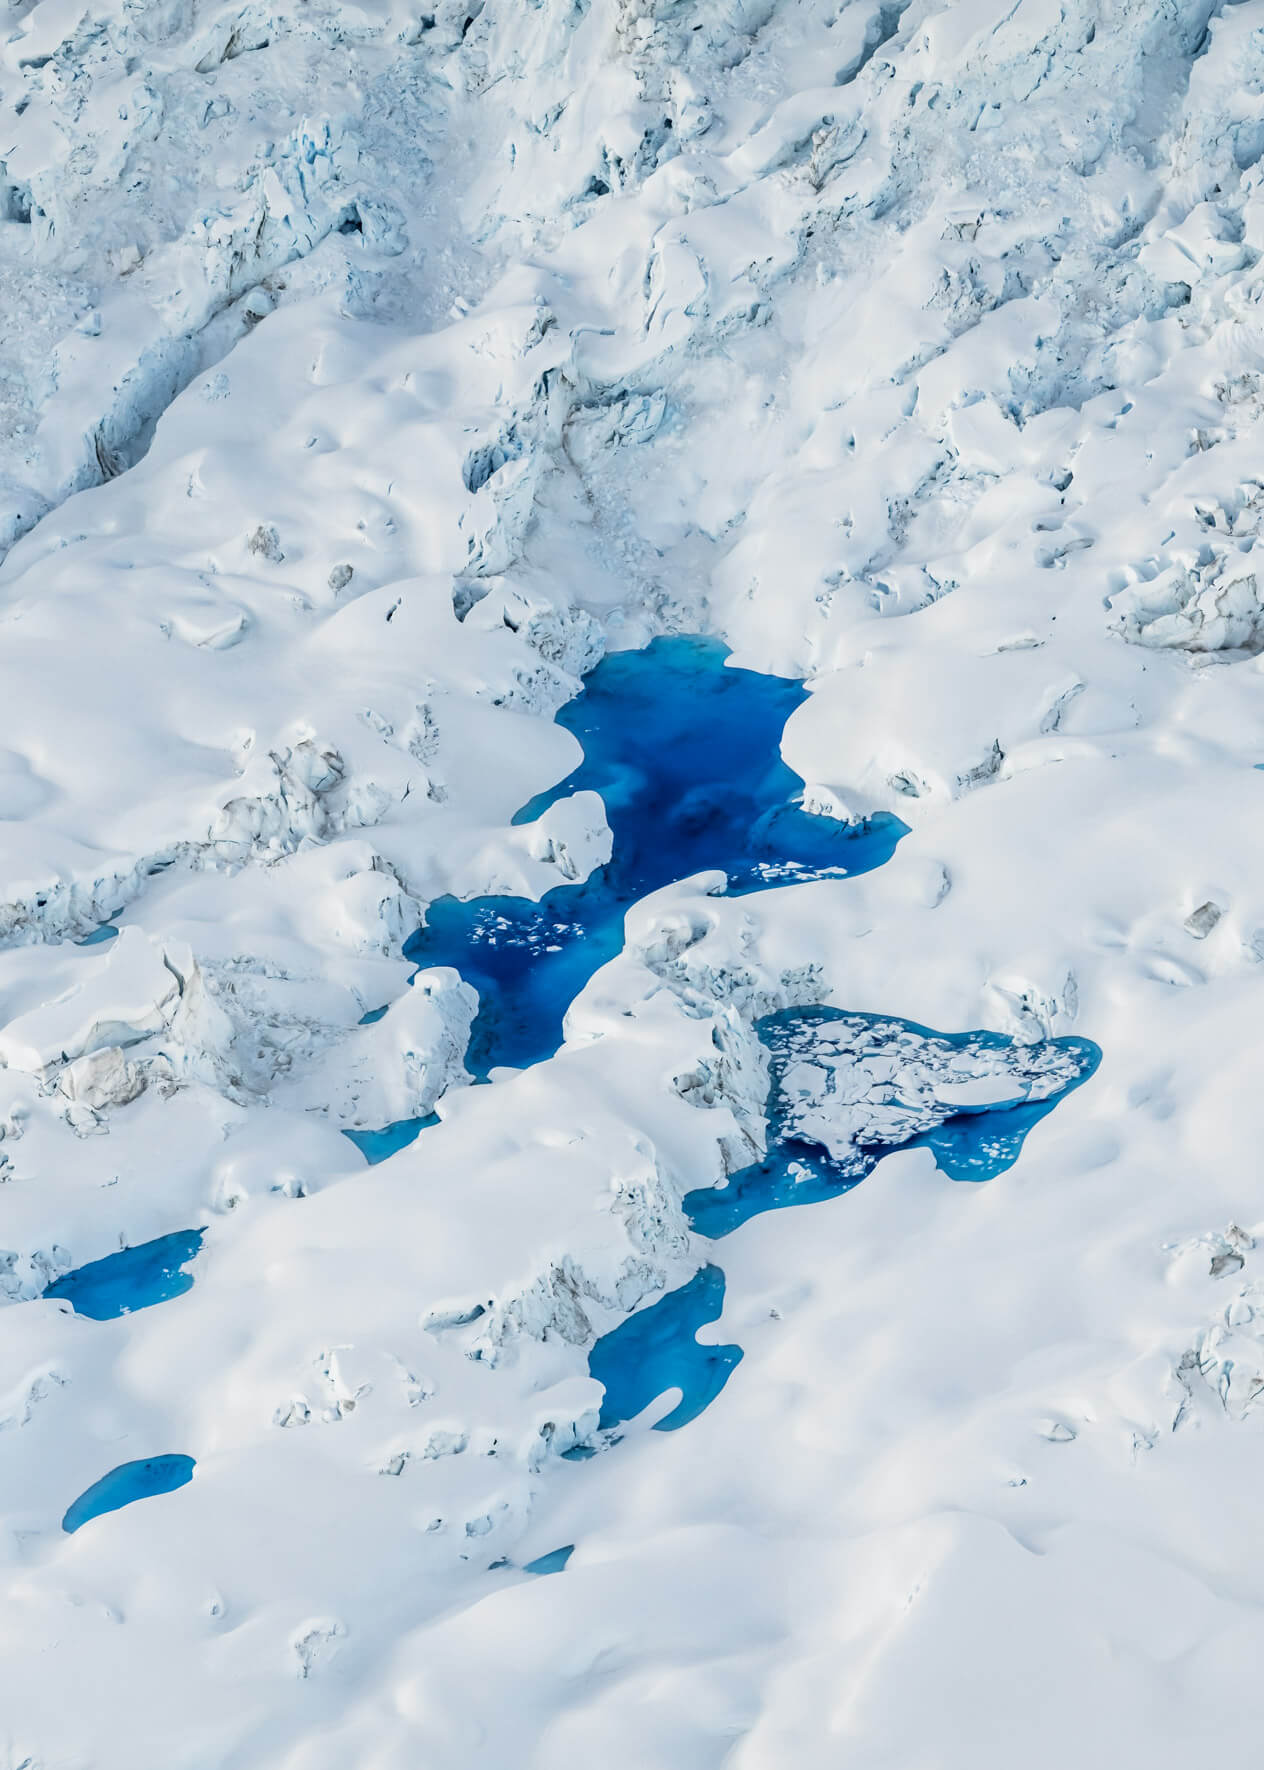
[
  {"left": 405, "top": 636, "right": 905, "bottom": 1079},
  {"left": 589, "top": 1264, "right": 743, "bottom": 1432},
  {"left": 44, "top": 1230, "right": 205, "bottom": 1319},
  {"left": 62, "top": 1455, "right": 195, "bottom": 1533},
  {"left": 523, "top": 1544, "right": 575, "bottom": 1575},
  {"left": 342, "top": 1116, "right": 438, "bottom": 1163}
]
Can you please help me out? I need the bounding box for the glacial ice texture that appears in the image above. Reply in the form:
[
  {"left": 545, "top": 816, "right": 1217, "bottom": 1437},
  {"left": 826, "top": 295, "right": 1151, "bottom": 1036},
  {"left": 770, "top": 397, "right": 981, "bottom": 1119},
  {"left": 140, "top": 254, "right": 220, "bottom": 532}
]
[{"left": 1, "top": 0, "right": 1263, "bottom": 1763}]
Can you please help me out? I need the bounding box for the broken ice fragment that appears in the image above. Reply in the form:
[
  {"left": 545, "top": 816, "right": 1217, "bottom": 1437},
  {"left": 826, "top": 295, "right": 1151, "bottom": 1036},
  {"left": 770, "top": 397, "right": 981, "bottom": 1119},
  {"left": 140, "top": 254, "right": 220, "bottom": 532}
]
[
  {"left": 1184, "top": 901, "right": 1222, "bottom": 939},
  {"left": 246, "top": 524, "right": 284, "bottom": 562},
  {"left": 57, "top": 1045, "right": 146, "bottom": 1111}
]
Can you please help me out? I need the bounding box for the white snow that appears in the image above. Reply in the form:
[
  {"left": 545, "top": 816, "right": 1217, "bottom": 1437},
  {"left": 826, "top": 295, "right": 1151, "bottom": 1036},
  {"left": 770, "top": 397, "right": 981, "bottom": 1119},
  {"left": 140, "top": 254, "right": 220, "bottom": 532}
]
[{"left": 3, "top": 0, "right": 1264, "bottom": 1762}]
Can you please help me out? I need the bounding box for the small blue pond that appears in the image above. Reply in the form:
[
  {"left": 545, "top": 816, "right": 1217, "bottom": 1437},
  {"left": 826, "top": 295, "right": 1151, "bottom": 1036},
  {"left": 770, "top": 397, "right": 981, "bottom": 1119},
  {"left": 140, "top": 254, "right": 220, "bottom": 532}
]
[
  {"left": 589, "top": 1264, "right": 743, "bottom": 1432},
  {"left": 43, "top": 1230, "right": 205, "bottom": 1320},
  {"left": 62, "top": 1455, "right": 195, "bottom": 1533},
  {"left": 342, "top": 1115, "right": 438, "bottom": 1164},
  {"left": 405, "top": 636, "right": 905, "bottom": 1079}
]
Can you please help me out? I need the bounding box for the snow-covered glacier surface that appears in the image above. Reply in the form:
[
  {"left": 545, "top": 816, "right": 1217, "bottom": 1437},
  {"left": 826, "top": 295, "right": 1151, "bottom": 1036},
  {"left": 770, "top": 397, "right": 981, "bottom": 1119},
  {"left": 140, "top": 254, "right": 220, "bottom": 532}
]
[{"left": 4, "top": 0, "right": 1264, "bottom": 1759}]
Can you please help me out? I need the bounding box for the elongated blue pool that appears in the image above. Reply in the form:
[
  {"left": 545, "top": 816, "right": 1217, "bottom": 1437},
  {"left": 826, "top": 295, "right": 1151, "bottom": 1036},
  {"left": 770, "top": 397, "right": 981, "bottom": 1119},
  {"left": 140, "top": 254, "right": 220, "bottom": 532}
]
[{"left": 62, "top": 1455, "right": 195, "bottom": 1533}]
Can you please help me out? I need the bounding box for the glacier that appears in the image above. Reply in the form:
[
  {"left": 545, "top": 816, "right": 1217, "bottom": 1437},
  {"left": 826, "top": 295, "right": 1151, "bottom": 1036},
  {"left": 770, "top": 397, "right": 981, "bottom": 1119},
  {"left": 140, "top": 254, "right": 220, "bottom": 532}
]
[{"left": 2, "top": 0, "right": 1264, "bottom": 1762}]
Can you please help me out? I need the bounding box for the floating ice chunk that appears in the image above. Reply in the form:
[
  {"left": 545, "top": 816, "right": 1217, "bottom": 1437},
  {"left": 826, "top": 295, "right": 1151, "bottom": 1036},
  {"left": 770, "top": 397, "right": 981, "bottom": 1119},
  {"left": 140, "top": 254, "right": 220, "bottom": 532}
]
[
  {"left": 686, "top": 1007, "right": 1099, "bottom": 1235},
  {"left": 771, "top": 1011, "right": 1089, "bottom": 1170},
  {"left": 928, "top": 1074, "right": 1028, "bottom": 1110}
]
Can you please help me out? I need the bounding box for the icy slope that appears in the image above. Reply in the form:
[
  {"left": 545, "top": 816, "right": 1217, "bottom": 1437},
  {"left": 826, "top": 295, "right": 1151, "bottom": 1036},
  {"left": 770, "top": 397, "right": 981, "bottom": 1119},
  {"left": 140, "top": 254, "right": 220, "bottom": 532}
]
[{"left": 3, "top": 0, "right": 1264, "bottom": 1763}]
